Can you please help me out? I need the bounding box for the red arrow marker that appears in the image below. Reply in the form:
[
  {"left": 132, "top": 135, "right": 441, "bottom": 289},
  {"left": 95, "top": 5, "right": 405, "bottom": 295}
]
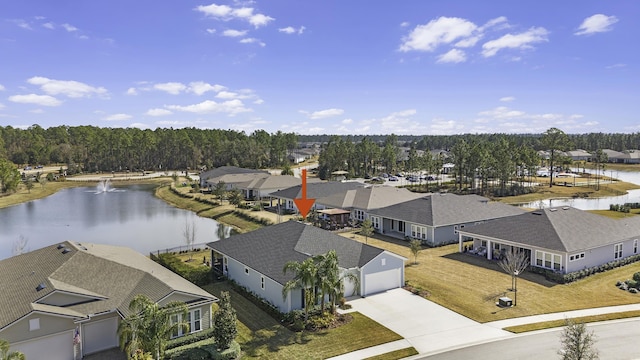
[{"left": 294, "top": 169, "right": 315, "bottom": 219}]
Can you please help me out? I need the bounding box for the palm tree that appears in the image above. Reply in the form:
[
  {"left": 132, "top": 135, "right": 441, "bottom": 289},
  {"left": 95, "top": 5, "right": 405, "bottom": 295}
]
[
  {"left": 282, "top": 257, "right": 318, "bottom": 322},
  {"left": 0, "top": 339, "right": 25, "bottom": 360},
  {"left": 328, "top": 268, "right": 359, "bottom": 314},
  {"left": 118, "top": 294, "right": 189, "bottom": 360},
  {"left": 314, "top": 250, "right": 339, "bottom": 313}
]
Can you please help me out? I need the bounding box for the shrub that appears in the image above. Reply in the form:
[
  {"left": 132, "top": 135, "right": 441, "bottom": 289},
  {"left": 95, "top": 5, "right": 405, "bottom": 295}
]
[
  {"left": 630, "top": 288, "right": 639, "bottom": 294},
  {"left": 627, "top": 279, "right": 638, "bottom": 289},
  {"left": 165, "top": 327, "right": 216, "bottom": 351},
  {"left": 633, "top": 272, "right": 640, "bottom": 283},
  {"left": 151, "top": 252, "right": 213, "bottom": 286}
]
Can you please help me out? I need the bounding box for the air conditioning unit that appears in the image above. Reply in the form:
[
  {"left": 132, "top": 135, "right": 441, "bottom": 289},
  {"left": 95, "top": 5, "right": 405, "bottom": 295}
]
[{"left": 498, "top": 297, "right": 513, "bottom": 307}]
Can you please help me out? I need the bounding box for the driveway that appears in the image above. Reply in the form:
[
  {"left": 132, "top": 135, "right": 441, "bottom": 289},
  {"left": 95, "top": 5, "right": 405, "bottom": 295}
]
[{"left": 347, "top": 288, "right": 512, "bottom": 355}]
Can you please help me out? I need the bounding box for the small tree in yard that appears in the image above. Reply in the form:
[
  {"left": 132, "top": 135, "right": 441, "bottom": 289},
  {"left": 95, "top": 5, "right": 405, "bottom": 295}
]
[
  {"left": 558, "top": 319, "right": 599, "bottom": 360},
  {"left": 25, "top": 179, "right": 34, "bottom": 193},
  {"left": 498, "top": 250, "right": 529, "bottom": 306},
  {"left": 227, "top": 188, "right": 244, "bottom": 208},
  {"left": 183, "top": 219, "right": 196, "bottom": 261},
  {"left": 212, "top": 291, "right": 238, "bottom": 350},
  {"left": 409, "top": 239, "right": 422, "bottom": 265},
  {"left": 360, "top": 218, "right": 373, "bottom": 244},
  {"left": 0, "top": 339, "right": 25, "bottom": 360}
]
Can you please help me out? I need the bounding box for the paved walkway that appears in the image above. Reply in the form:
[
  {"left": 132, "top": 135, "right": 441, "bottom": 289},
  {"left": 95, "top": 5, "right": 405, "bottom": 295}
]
[
  {"left": 328, "top": 289, "right": 512, "bottom": 359},
  {"left": 329, "top": 289, "right": 640, "bottom": 359},
  {"left": 485, "top": 302, "right": 640, "bottom": 329}
]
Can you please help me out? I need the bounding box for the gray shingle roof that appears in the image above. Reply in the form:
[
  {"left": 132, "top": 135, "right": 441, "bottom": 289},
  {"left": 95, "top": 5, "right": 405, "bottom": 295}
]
[
  {"left": 270, "top": 182, "right": 365, "bottom": 201},
  {"left": 0, "top": 242, "right": 217, "bottom": 330},
  {"left": 460, "top": 207, "right": 640, "bottom": 253},
  {"left": 369, "top": 193, "right": 526, "bottom": 226},
  {"left": 207, "top": 221, "right": 386, "bottom": 285},
  {"left": 200, "top": 166, "right": 268, "bottom": 182}
]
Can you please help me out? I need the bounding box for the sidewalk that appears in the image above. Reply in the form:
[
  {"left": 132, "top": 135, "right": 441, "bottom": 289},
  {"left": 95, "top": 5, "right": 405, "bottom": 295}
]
[{"left": 485, "top": 303, "right": 640, "bottom": 329}]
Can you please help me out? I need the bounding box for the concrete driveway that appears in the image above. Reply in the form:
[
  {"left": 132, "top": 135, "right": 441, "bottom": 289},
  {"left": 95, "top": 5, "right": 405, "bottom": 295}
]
[{"left": 347, "top": 288, "right": 512, "bottom": 355}]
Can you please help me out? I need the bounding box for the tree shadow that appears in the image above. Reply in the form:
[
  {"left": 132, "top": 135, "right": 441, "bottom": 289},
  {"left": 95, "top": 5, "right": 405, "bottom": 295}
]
[{"left": 443, "top": 252, "right": 559, "bottom": 288}]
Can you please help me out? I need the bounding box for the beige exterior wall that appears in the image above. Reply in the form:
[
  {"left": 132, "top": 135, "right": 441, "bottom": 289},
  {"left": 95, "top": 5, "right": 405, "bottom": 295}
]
[{"left": 0, "top": 312, "right": 76, "bottom": 344}]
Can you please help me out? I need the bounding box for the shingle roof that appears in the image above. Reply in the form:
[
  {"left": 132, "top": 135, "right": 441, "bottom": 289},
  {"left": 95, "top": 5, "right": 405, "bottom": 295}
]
[
  {"left": 460, "top": 207, "right": 640, "bottom": 253},
  {"left": 0, "top": 242, "right": 217, "bottom": 330},
  {"left": 200, "top": 166, "right": 268, "bottom": 182},
  {"left": 369, "top": 193, "right": 526, "bottom": 226},
  {"left": 270, "top": 182, "right": 365, "bottom": 201},
  {"left": 207, "top": 221, "right": 387, "bottom": 285}
]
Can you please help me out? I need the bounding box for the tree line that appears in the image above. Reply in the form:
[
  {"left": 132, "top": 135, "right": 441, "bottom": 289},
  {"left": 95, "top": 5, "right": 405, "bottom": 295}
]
[{"left": 0, "top": 125, "right": 298, "bottom": 173}]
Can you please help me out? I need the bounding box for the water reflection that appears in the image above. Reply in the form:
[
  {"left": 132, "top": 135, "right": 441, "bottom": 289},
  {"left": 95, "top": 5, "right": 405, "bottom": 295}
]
[{"left": 0, "top": 184, "right": 229, "bottom": 260}]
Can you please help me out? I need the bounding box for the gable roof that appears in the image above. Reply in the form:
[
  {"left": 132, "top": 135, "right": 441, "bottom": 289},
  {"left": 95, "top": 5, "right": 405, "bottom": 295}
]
[
  {"left": 322, "top": 185, "right": 424, "bottom": 211},
  {"left": 459, "top": 207, "right": 640, "bottom": 253},
  {"left": 0, "top": 241, "right": 217, "bottom": 331},
  {"left": 369, "top": 193, "right": 526, "bottom": 226},
  {"left": 270, "top": 181, "right": 365, "bottom": 201},
  {"left": 240, "top": 174, "right": 301, "bottom": 190},
  {"left": 200, "top": 166, "right": 268, "bottom": 182},
  {"left": 207, "top": 221, "right": 390, "bottom": 285}
]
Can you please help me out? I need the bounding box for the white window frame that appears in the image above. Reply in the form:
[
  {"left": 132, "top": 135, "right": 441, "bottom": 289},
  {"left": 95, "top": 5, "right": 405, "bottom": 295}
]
[
  {"left": 614, "top": 243, "right": 623, "bottom": 260},
  {"left": 411, "top": 224, "right": 427, "bottom": 240},
  {"left": 29, "top": 318, "right": 40, "bottom": 331},
  {"left": 536, "top": 250, "right": 562, "bottom": 270},
  {"left": 171, "top": 309, "right": 202, "bottom": 338},
  {"left": 634, "top": 239, "right": 638, "bottom": 254},
  {"left": 381, "top": 258, "right": 386, "bottom": 266},
  {"left": 261, "top": 276, "right": 265, "bottom": 290},
  {"left": 371, "top": 216, "right": 380, "bottom": 230},
  {"left": 569, "top": 253, "right": 585, "bottom": 261}
]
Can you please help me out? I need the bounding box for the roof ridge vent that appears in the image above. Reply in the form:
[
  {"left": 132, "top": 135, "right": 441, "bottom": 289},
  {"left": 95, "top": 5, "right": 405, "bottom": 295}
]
[
  {"left": 549, "top": 208, "right": 558, "bottom": 212},
  {"left": 56, "top": 244, "right": 65, "bottom": 249},
  {"left": 61, "top": 248, "right": 71, "bottom": 254}
]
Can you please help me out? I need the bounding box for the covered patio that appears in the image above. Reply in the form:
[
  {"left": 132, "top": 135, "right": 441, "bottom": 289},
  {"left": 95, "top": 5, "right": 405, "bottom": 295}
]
[{"left": 318, "top": 208, "right": 351, "bottom": 230}]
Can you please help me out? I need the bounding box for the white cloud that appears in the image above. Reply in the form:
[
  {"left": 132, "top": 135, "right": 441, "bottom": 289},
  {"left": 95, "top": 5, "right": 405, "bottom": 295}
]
[
  {"left": 454, "top": 36, "right": 481, "bottom": 48},
  {"left": 239, "top": 38, "right": 265, "bottom": 46},
  {"left": 103, "top": 113, "right": 132, "bottom": 121},
  {"left": 126, "top": 87, "right": 138, "bottom": 95},
  {"left": 206, "top": 28, "right": 217, "bottom": 34},
  {"left": 279, "top": 26, "right": 305, "bottom": 34},
  {"left": 606, "top": 63, "right": 626, "bottom": 69},
  {"left": 145, "top": 108, "right": 173, "bottom": 117},
  {"left": 195, "top": 3, "right": 274, "bottom": 28},
  {"left": 253, "top": 98, "right": 264, "bottom": 105},
  {"left": 575, "top": 14, "right": 618, "bottom": 35},
  {"left": 61, "top": 23, "right": 78, "bottom": 32},
  {"left": 430, "top": 119, "right": 463, "bottom": 135},
  {"left": 499, "top": 96, "right": 515, "bottom": 102},
  {"left": 154, "top": 82, "right": 187, "bottom": 95},
  {"left": 481, "top": 27, "right": 548, "bottom": 57},
  {"left": 9, "top": 94, "right": 61, "bottom": 106},
  {"left": 309, "top": 108, "right": 344, "bottom": 119},
  {"left": 29, "top": 108, "right": 44, "bottom": 114},
  {"left": 13, "top": 19, "right": 32, "bottom": 30},
  {"left": 480, "top": 16, "right": 509, "bottom": 31},
  {"left": 0, "top": 84, "right": 4, "bottom": 91},
  {"left": 129, "top": 122, "right": 150, "bottom": 129},
  {"left": 27, "top": 76, "right": 108, "bottom": 98},
  {"left": 399, "top": 16, "right": 477, "bottom": 52},
  {"left": 42, "top": 22, "right": 55, "bottom": 30},
  {"left": 0, "top": 103, "right": 4, "bottom": 109},
  {"left": 188, "top": 81, "right": 225, "bottom": 95},
  {"left": 478, "top": 106, "right": 525, "bottom": 119},
  {"left": 400, "top": 21, "right": 410, "bottom": 28},
  {"left": 437, "top": 49, "right": 466, "bottom": 63},
  {"left": 216, "top": 90, "right": 247, "bottom": 100},
  {"left": 165, "top": 99, "right": 251, "bottom": 116},
  {"left": 223, "top": 29, "right": 248, "bottom": 37}
]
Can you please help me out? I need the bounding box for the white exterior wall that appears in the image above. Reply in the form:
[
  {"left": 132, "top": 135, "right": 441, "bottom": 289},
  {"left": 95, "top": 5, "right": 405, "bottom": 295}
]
[
  {"left": 566, "top": 237, "right": 640, "bottom": 273},
  {"left": 360, "top": 252, "right": 405, "bottom": 296}
]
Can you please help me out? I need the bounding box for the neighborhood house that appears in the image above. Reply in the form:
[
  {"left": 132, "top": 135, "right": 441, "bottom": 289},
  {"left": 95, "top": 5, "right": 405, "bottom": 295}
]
[
  {"left": 0, "top": 241, "right": 218, "bottom": 360},
  {"left": 458, "top": 207, "right": 640, "bottom": 274},
  {"left": 207, "top": 221, "right": 406, "bottom": 313}
]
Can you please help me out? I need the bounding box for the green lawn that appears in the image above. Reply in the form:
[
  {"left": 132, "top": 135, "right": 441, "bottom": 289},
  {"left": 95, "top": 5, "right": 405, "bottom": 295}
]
[
  {"left": 504, "top": 310, "right": 640, "bottom": 333},
  {"left": 202, "top": 282, "right": 403, "bottom": 359},
  {"left": 344, "top": 231, "right": 640, "bottom": 323}
]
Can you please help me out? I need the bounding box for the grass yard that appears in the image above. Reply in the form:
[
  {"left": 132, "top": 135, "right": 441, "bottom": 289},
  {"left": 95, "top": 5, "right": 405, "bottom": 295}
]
[
  {"left": 343, "top": 231, "right": 640, "bottom": 323},
  {"left": 202, "top": 282, "right": 403, "bottom": 360},
  {"left": 497, "top": 179, "right": 639, "bottom": 205},
  {"left": 503, "top": 310, "right": 640, "bottom": 333},
  {"left": 364, "top": 347, "right": 419, "bottom": 360}
]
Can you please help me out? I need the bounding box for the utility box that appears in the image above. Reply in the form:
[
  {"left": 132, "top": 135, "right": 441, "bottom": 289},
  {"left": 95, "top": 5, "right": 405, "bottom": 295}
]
[{"left": 498, "top": 297, "right": 513, "bottom": 307}]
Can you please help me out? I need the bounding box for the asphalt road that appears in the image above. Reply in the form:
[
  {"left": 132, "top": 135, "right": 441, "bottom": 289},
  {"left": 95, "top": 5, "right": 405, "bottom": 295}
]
[{"left": 423, "top": 319, "right": 640, "bottom": 360}]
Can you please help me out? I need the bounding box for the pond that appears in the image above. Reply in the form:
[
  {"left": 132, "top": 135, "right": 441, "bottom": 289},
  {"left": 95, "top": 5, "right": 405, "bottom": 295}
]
[
  {"left": 517, "top": 170, "right": 640, "bottom": 210},
  {"left": 0, "top": 182, "right": 229, "bottom": 260}
]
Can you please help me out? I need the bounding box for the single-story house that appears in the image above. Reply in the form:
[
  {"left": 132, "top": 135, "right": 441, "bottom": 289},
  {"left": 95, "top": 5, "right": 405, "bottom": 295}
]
[
  {"left": 0, "top": 241, "right": 218, "bottom": 360},
  {"left": 270, "top": 181, "right": 365, "bottom": 213},
  {"left": 321, "top": 185, "right": 424, "bottom": 223},
  {"left": 564, "top": 149, "right": 592, "bottom": 162},
  {"left": 199, "top": 166, "right": 268, "bottom": 189},
  {"left": 367, "top": 193, "right": 527, "bottom": 246},
  {"left": 458, "top": 207, "right": 640, "bottom": 274},
  {"left": 207, "top": 221, "right": 406, "bottom": 313},
  {"left": 603, "top": 149, "right": 626, "bottom": 163}
]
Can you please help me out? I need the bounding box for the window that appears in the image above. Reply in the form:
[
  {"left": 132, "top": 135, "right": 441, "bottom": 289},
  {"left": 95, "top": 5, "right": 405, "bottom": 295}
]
[
  {"left": 614, "top": 243, "right": 623, "bottom": 260},
  {"left": 635, "top": 240, "right": 638, "bottom": 254},
  {"left": 381, "top": 258, "right": 386, "bottom": 266},
  {"left": 371, "top": 216, "right": 380, "bottom": 230},
  {"left": 493, "top": 243, "right": 500, "bottom": 251},
  {"left": 411, "top": 225, "right": 427, "bottom": 240},
  {"left": 454, "top": 225, "right": 459, "bottom": 234},
  {"left": 570, "top": 253, "right": 585, "bottom": 261},
  {"left": 244, "top": 267, "right": 249, "bottom": 275},
  {"left": 398, "top": 221, "right": 405, "bottom": 232},
  {"left": 29, "top": 318, "right": 40, "bottom": 331},
  {"left": 261, "top": 276, "right": 265, "bottom": 290},
  {"left": 536, "top": 250, "right": 561, "bottom": 270},
  {"left": 171, "top": 309, "right": 201, "bottom": 338}
]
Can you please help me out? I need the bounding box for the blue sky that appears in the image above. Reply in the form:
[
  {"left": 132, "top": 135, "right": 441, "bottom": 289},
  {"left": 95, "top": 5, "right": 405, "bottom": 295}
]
[{"left": 1, "top": 1, "right": 637, "bottom": 135}]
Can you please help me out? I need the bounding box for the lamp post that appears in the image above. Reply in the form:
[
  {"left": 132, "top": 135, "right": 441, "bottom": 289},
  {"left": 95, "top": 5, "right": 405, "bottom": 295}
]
[{"left": 513, "top": 270, "right": 520, "bottom": 306}]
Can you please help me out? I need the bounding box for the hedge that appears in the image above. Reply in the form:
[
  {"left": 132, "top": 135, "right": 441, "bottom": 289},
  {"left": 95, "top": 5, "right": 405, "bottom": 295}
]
[
  {"left": 530, "top": 253, "right": 640, "bottom": 284},
  {"left": 151, "top": 252, "right": 213, "bottom": 286}
]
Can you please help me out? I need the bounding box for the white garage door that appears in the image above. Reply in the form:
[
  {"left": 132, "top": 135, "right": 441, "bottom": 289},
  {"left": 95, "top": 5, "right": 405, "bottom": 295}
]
[
  {"left": 83, "top": 317, "right": 119, "bottom": 355},
  {"left": 364, "top": 269, "right": 401, "bottom": 296},
  {"left": 12, "top": 330, "right": 74, "bottom": 360}
]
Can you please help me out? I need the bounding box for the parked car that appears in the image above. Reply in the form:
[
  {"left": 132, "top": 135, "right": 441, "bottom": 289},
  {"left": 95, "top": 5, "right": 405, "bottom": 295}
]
[
  {"left": 381, "top": 173, "right": 389, "bottom": 178},
  {"left": 23, "top": 166, "right": 32, "bottom": 170},
  {"left": 389, "top": 176, "right": 399, "bottom": 181},
  {"left": 408, "top": 176, "right": 419, "bottom": 182}
]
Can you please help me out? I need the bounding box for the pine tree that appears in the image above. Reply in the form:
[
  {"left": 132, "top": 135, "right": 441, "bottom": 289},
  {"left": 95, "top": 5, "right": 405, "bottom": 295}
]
[
  {"left": 212, "top": 291, "right": 238, "bottom": 350},
  {"left": 558, "top": 319, "right": 599, "bottom": 360}
]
